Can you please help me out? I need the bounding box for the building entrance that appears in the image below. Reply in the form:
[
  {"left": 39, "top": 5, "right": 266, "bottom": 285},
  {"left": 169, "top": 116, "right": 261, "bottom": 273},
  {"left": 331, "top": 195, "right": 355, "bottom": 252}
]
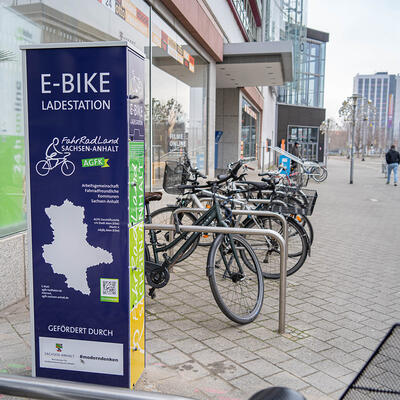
[{"left": 287, "top": 125, "right": 319, "bottom": 161}]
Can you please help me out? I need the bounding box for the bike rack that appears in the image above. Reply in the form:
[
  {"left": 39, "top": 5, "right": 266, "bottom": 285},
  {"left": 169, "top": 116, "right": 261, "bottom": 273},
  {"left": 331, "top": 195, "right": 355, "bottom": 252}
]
[
  {"left": 0, "top": 373, "right": 193, "bottom": 400},
  {"left": 172, "top": 207, "right": 288, "bottom": 333},
  {"left": 146, "top": 213, "right": 287, "bottom": 333}
]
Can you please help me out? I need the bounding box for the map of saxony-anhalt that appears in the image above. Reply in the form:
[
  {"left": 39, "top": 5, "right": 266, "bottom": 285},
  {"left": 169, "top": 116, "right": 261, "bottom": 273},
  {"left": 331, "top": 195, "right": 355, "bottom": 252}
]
[{"left": 42, "top": 199, "right": 113, "bottom": 295}]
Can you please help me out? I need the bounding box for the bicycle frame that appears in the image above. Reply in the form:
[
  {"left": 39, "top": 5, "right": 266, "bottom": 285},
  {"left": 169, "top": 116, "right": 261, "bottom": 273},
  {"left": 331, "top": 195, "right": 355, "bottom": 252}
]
[{"left": 147, "top": 197, "right": 245, "bottom": 275}]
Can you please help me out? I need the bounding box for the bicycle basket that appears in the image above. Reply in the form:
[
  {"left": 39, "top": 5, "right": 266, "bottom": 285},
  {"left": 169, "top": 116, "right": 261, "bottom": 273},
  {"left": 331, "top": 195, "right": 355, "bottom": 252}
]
[
  {"left": 162, "top": 161, "right": 189, "bottom": 195},
  {"left": 269, "top": 202, "right": 306, "bottom": 217},
  {"left": 276, "top": 185, "right": 298, "bottom": 196},
  {"left": 340, "top": 323, "right": 400, "bottom": 399},
  {"left": 300, "top": 189, "right": 318, "bottom": 216}
]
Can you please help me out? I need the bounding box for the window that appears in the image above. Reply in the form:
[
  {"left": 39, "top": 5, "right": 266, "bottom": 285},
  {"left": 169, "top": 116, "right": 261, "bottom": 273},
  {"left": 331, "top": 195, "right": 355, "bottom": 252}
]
[
  {"left": 241, "top": 98, "right": 259, "bottom": 160},
  {"left": 151, "top": 11, "right": 208, "bottom": 188},
  {"left": 0, "top": 6, "right": 41, "bottom": 237},
  {"left": 287, "top": 125, "right": 319, "bottom": 161},
  {"left": 232, "top": 0, "right": 258, "bottom": 41},
  {"left": 0, "top": 0, "right": 209, "bottom": 235}
]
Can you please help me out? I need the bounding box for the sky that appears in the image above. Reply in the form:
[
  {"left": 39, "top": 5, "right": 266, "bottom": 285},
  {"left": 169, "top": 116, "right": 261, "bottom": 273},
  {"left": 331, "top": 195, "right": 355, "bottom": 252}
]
[{"left": 307, "top": 0, "right": 400, "bottom": 121}]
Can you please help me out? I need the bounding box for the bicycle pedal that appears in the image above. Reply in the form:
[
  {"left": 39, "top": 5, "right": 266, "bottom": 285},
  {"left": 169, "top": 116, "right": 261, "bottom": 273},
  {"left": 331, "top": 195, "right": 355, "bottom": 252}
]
[{"left": 148, "top": 287, "right": 156, "bottom": 299}]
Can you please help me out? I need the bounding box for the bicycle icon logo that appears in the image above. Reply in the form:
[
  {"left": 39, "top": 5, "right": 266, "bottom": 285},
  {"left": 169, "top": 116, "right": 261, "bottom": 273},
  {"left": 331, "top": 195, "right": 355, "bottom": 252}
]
[{"left": 35, "top": 138, "right": 75, "bottom": 177}]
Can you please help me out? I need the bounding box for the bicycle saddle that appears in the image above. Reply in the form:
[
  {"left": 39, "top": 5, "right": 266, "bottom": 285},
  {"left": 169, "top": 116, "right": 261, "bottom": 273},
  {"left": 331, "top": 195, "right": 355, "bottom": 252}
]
[
  {"left": 145, "top": 192, "right": 162, "bottom": 203},
  {"left": 243, "top": 181, "right": 271, "bottom": 190}
]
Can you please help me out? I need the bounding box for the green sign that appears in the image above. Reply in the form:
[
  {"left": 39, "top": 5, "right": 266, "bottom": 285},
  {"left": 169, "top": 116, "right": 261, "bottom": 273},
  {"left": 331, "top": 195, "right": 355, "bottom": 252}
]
[
  {"left": 0, "top": 135, "right": 26, "bottom": 234},
  {"left": 129, "top": 223, "right": 145, "bottom": 309},
  {"left": 129, "top": 142, "right": 145, "bottom": 225},
  {"left": 81, "top": 157, "right": 110, "bottom": 168}
]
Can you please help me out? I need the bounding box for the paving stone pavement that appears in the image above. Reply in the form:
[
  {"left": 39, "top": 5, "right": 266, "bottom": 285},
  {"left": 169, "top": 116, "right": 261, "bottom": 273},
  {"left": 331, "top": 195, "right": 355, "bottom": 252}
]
[{"left": 1, "top": 157, "right": 400, "bottom": 400}]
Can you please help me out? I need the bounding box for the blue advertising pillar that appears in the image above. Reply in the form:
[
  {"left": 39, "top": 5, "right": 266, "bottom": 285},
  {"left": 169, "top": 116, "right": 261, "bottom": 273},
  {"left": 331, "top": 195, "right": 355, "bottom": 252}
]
[
  {"left": 279, "top": 155, "right": 291, "bottom": 176},
  {"left": 22, "top": 42, "right": 145, "bottom": 388}
]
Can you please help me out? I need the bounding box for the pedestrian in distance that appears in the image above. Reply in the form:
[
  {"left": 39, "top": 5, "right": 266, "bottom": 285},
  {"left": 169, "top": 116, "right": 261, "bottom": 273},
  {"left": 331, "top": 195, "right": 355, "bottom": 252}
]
[
  {"left": 385, "top": 144, "right": 400, "bottom": 186},
  {"left": 291, "top": 142, "right": 301, "bottom": 172}
]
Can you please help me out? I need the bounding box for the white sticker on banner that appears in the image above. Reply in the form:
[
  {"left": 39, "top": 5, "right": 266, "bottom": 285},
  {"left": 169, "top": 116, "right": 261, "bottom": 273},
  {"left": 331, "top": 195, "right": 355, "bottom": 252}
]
[{"left": 39, "top": 337, "right": 123, "bottom": 375}]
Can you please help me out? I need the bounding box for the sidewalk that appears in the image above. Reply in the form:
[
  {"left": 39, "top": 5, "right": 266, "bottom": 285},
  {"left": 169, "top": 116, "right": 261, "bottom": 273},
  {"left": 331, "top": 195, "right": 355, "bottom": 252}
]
[{"left": 1, "top": 157, "right": 400, "bottom": 400}]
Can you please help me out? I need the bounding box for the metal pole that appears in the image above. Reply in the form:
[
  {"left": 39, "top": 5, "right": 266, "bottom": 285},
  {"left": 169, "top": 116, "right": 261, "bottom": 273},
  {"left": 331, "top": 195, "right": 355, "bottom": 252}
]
[
  {"left": 146, "top": 222, "right": 287, "bottom": 333},
  {"left": 361, "top": 117, "right": 366, "bottom": 161},
  {"left": 261, "top": 146, "right": 265, "bottom": 174},
  {"left": 268, "top": 146, "right": 271, "bottom": 169},
  {"left": 325, "top": 120, "right": 329, "bottom": 167},
  {"left": 350, "top": 96, "right": 357, "bottom": 184},
  {"left": 0, "top": 373, "right": 193, "bottom": 400}
]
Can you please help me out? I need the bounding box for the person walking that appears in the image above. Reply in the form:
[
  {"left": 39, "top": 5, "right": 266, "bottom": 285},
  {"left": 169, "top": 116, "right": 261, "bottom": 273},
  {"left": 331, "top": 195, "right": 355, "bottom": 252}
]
[
  {"left": 385, "top": 145, "right": 400, "bottom": 186},
  {"left": 290, "top": 142, "right": 301, "bottom": 172}
]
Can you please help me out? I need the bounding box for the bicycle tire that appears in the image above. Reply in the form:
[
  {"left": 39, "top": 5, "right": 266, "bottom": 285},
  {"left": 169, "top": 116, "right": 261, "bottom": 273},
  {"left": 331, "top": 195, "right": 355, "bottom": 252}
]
[
  {"left": 149, "top": 206, "right": 200, "bottom": 263},
  {"left": 243, "top": 216, "right": 308, "bottom": 279},
  {"left": 276, "top": 196, "right": 313, "bottom": 245},
  {"left": 207, "top": 234, "right": 264, "bottom": 324},
  {"left": 297, "top": 214, "right": 314, "bottom": 246},
  {"left": 194, "top": 194, "right": 215, "bottom": 247},
  {"left": 313, "top": 166, "right": 327, "bottom": 182},
  {"left": 279, "top": 195, "right": 314, "bottom": 246},
  {"left": 61, "top": 160, "right": 75, "bottom": 176},
  {"left": 310, "top": 165, "right": 325, "bottom": 182},
  {"left": 36, "top": 160, "right": 50, "bottom": 176}
]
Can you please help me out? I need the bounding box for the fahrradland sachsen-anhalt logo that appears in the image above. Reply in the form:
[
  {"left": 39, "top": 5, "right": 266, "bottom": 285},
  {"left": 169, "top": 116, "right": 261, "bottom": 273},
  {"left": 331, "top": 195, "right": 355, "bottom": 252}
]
[{"left": 35, "top": 136, "right": 119, "bottom": 177}]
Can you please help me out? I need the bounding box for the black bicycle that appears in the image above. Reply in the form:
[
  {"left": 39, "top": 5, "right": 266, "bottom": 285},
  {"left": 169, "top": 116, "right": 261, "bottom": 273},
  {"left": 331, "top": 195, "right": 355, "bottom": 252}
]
[{"left": 144, "top": 175, "right": 264, "bottom": 324}]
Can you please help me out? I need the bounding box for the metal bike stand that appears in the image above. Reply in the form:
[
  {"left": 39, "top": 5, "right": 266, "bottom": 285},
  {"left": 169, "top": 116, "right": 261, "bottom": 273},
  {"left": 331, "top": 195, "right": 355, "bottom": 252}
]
[
  {"left": 170, "top": 207, "right": 288, "bottom": 334},
  {"left": 145, "top": 222, "right": 287, "bottom": 333},
  {"left": 246, "top": 198, "right": 271, "bottom": 204},
  {"left": 0, "top": 372, "right": 193, "bottom": 400}
]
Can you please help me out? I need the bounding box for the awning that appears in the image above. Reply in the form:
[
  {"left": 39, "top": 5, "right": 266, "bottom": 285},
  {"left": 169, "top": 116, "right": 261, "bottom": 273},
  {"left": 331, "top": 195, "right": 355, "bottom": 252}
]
[{"left": 216, "top": 41, "right": 293, "bottom": 88}]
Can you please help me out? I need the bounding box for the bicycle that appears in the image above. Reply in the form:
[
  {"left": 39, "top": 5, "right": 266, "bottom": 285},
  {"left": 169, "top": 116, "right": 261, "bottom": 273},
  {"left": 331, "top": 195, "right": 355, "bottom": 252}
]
[
  {"left": 226, "top": 178, "right": 311, "bottom": 279},
  {"left": 300, "top": 160, "right": 328, "bottom": 184},
  {"left": 144, "top": 176, "right": 264, "bottom": 324},
  {"left": 35, "top": 153, "right": 75, "bottom": 177}
]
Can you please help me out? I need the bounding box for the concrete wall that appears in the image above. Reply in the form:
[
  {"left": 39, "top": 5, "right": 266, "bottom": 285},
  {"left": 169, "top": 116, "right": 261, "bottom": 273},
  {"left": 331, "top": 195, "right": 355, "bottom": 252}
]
[
  {"left": 204, "top": 0, "right": 244, "bottom": 43},
  {"left": 0, "top": 232, "right": 28, "bottom": 309},
  {"left": 215, "top": 88, "right": 241, "bottom": 173}
]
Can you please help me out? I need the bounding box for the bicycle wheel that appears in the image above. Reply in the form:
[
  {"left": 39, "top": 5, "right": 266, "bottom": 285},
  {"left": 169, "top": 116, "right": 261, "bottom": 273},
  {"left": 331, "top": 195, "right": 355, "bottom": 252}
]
[
  {"left": 243, "top": 216, "right": 308, "bottom": 279},
  {"left": 313, "top": 166, "right": 328, "bottom": 182},
  {"left": 149, "top": 206, "right": 200, "bottom": 263},
  {"left": 36, "top": 160, "right": 50, "bottom": 176},
  {"left": 207, "top": 234, "right": 264, "bottom": 324},
  {"left": 310, "top": 165, "right": 325, "bottom": 182},
  {"left": 295, "top": 214, "right": 314, "bottom": 246},
  {"left": 196, "top": 195, "right": 215, "bottom": 247},
  {"left": 61, "top": 160, "right": 75, "bottom": 176}
]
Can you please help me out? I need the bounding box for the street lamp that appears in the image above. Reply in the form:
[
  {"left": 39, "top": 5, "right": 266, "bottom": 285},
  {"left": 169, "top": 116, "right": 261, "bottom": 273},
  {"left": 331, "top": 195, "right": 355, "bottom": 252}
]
[
  {"left": 360, "top": 99, "right": 376, "bottom": 161},
  {"left": 339, "top": 93, "right": 360, "bottom": 184},
  {"left": 320, "top": 118, "right": 334, "bottom": 167}
]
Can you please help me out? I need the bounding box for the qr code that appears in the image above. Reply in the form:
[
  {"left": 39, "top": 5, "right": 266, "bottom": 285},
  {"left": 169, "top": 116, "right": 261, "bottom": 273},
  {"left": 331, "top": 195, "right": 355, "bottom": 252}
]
[{"left": 101, "top": 279, "right": 119, "bottom": 297}]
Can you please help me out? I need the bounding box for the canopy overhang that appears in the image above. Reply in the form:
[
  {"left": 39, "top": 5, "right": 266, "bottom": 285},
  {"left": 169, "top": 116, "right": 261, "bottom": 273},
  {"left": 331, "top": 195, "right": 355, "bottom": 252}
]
[{"left": 216, "top": 41, "right": 293, "bottom": 88}]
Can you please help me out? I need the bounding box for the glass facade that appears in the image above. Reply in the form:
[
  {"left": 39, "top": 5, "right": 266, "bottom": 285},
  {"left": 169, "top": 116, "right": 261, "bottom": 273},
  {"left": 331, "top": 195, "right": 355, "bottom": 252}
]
[
  {"left": 265, "top": 0, "right": 327, "bottom": 108},
  {"left": 278, "top": 34, "right": 326, "bottom": 107},
  {"left": 150, "top": 11, "right": 208, "bottom": 188},
  {"left": 0, "top": 6, "right": 41, "bottom": 237},
  {"left": 241, "top": 97, "right": 259, "bottom": 160},
  {"left": 232, "top": 0, "right": 258, "bottom": 41},
  {"left": 355, "top": 73, "right": 395, "bottom": 146},
  {"left": 287, "top": 125, "right": 319, "bottom": 160},
  {"left": 298, "top": 38, "right": 326, "bottom": 107},
  {"left": 266, "top": 0, "right": 308, "bottom": 105},
  {"left": 0, "top": 0, "right": 209, "bottom": 237}
]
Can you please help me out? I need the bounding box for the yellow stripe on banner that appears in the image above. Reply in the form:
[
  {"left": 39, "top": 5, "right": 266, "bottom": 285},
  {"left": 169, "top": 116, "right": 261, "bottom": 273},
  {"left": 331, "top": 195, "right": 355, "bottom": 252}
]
[{"left": 130, "top": 296, "right": 145, "bottom": 387}]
